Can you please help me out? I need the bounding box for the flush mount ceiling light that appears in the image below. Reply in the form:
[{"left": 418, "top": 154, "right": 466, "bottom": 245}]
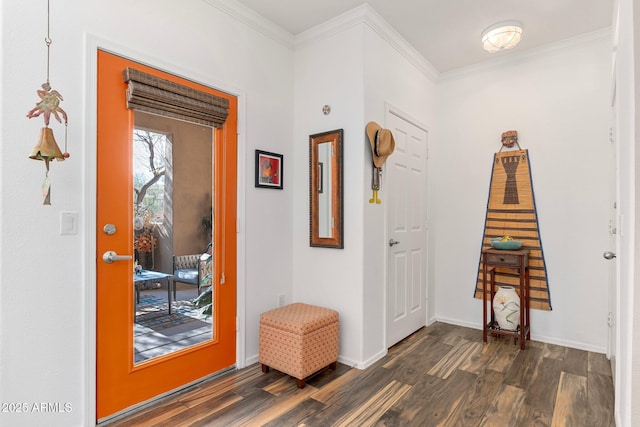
[{"left": 482, "top": 21, "right": 523, "bottom": 53}]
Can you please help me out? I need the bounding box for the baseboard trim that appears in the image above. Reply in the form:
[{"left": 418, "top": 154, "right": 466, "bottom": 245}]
[
  {"left": 434, "top": 316, "right": 607, "bottom": 354},
  {"left": 353, "top": 348, "right": 387, "bottom": 370},
  {"left": 245, "top": 354, "right": 259, "bottom": 367}
]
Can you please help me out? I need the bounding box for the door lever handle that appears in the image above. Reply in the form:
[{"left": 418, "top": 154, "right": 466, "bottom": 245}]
[
  {"left": 389, "top": 239, "right": 400, "bottom": 247},
  {"left": 103, "top": 251, "right": 133, "bottom": 264},
  {"left": 603, "top": 251, "right": 616, "bottom": 260}
]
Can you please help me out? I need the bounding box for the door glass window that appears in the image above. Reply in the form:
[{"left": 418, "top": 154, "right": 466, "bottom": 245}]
[{"left": 133, "top": 112, "right": 214, "bottom": 365}]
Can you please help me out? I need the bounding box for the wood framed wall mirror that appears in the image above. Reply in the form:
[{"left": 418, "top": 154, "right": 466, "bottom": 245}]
[{"left": 310, "top": 129, "right": 343, "bottom": 248}]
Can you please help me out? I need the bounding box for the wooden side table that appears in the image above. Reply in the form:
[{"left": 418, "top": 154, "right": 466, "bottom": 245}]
[{"left": 482, "top": 248, "right": 530, "bottom": 349}]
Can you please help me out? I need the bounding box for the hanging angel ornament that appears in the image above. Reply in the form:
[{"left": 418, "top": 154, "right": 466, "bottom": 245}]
[
  {"left": 27, "top": 81, "right": 68, "bottom": 126},
  {"left": 26, "top": 0, "right": 70, "bottom": 205}
]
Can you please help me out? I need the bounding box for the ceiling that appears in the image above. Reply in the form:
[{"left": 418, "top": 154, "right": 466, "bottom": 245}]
[{"left": 232, "top": 0, "right": 614, "bottom": 73}]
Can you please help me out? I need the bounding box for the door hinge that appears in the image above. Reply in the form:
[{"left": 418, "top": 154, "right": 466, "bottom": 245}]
[{"left": 608, "top": 312, "right": 613, "bottom": 327}]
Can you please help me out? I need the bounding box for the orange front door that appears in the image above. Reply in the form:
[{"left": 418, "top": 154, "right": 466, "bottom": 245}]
[{"left": 96, "top": 50, "right": 237, "bottom": 420}]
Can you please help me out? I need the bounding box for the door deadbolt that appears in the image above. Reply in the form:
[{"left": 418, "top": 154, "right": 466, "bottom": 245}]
[{"left": 103, "top": 224, "right": 117, "bottom": 235}]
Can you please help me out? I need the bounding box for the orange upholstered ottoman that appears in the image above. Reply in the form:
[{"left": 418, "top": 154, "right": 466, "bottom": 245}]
[{"left": 259, "top": 303, "right": 339, "bottom": 388}]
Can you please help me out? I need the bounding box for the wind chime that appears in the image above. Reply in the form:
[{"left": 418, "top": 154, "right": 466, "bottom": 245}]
[{"left": 26, "top": 0, "right": 69, "bottom": 205}]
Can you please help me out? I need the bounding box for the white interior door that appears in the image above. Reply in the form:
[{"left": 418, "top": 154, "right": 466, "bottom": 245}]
[{"left": 385, "top": 110, "right": 428, "bottom": 347}]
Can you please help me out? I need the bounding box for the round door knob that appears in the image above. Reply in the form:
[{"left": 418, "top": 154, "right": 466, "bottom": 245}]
[{"left": 603, "top": 251, "right": 616, "bottom": 260}]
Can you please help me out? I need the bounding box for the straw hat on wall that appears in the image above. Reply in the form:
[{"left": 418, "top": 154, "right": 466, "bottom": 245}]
[{"left": 366, "top": 121, "right": 395, "bottom": 168}]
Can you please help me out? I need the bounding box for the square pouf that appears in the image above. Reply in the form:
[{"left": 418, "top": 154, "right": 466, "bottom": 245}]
[{"left": 259, "top": 303, "right": 339, "bottom": 388}]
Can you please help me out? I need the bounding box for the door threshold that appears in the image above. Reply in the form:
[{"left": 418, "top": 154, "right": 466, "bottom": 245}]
[{"left": 97, "top": 365, "right": 236, "bottom": 425}]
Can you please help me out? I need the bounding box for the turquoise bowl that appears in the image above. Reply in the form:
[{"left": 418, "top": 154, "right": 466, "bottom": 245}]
[{"left": 490, "top": 238, "right": 523, "bottom": 250}]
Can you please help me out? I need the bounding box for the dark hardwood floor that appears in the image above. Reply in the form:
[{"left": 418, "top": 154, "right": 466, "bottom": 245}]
[{"left": 108, "top": 322, "right": 615, "bottom": 426}]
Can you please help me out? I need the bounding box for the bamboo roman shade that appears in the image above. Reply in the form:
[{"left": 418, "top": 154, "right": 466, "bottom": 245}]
[{"left": 122, "top": 68, "right": 229, "bottom": 128}]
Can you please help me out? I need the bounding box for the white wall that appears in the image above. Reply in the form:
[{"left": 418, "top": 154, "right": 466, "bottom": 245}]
[
  {"left": 0, "top": 1, "right": 293, "bottom": 425},
  {"left": 292, "top": 6, "right": 437, "bottom": 368},
  {"left": 292, "top": 23, "right": 366, "bottom": 367},
  {"left": 435, "top": 33, "right": 613, "bottom": 352},
  {"left": 362, "top": 23, "right": 437, "bottom": 362}
]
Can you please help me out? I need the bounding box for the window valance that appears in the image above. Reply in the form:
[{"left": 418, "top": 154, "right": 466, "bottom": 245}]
[{"left": 122, "top": 68, "right": 229, "bottom": 128}]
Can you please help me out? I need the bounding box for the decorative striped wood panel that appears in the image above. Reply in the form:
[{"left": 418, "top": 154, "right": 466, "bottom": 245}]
[{"left": 474, "top": 149, "right": 552, "bottom": 310}]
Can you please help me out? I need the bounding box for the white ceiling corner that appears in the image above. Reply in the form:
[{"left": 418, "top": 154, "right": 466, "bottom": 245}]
[
  {"left": 203, "top": 0, "right": 294, "bottom": 48},
  {"left": 293, "top": 4, "right": 440, "bottom": 81},
  {"left": 440, "top": 27, "right": 613, "bottom": 81},
  {"left": 229, "top": 0, "right": 614, "bottom": 73}
]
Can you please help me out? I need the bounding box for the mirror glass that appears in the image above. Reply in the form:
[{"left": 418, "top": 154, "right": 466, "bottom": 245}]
[
  {"left": 133, "top": 111, "right": 214, "bottom": 364},
  {"left": 310, "top": 129, "right": 343, "bottom": 248},
  {"left": 317, "top": 142, "right": 332, "bottom": 238}
]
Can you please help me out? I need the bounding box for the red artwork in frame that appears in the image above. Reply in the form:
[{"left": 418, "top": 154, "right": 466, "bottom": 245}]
[{"left": 255, "top": 150, "right": 283, "bottom": 189}]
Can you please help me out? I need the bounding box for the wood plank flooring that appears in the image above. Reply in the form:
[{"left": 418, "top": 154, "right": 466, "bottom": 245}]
[{"left": 107, "top": 322, "right": 614, "bottom": 427}]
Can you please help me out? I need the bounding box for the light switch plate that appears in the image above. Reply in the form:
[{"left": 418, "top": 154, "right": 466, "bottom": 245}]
[{"left": 60, "top": 211, "right": 79, "bottom": 235}]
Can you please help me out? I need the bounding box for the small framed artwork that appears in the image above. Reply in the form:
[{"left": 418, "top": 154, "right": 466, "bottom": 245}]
[{"left": 255, "top": 150, "right": 283, "bottom": 189}]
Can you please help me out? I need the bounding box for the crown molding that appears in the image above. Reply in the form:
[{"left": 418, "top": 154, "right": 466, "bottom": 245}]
[
  {"left": 203, "top": 0, "right": 294, "bottom": 49},
  {"left": 440, "top": 27, "right": 613, "bottom": 82},
  {"left": 294, "top": 4, "right": 440, "bottom": 82},
  {"left": 202, "top": 1, "right": 438, "bottom": 81}
]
